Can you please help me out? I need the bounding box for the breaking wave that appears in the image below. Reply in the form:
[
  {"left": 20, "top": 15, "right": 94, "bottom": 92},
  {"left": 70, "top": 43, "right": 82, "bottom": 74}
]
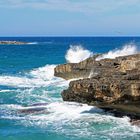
[
  {"left": 96, "top": 43, "right": 138, "bottom": 61},
  {"left": 65, "top": 45, "right": 93, "bottom": 63},
  {"left": 1, "top": 102, "right": 140, "bottom": 139},
  {"left": 0, "top": 42, "right": 140, "bottom": 139},
  {"left": 0, "top": 65, "right": 69, "bottom": 88},
  {"left": 65, "top": 43, "right": 139, "bottom": 63}
]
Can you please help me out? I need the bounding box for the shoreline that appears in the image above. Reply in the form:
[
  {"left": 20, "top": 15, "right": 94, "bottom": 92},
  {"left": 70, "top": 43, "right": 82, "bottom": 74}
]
[{"left": 0, "top": 41, "right": 29, "bottom": 45}]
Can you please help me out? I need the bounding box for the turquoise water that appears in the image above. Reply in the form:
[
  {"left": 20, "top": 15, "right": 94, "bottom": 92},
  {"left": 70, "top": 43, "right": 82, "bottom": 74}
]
[{"left": 0, "top": 37, "right": 140, "bottom": 140}]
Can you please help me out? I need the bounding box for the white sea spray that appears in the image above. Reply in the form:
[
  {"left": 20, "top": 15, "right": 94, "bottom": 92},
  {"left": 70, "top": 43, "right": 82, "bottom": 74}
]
[{"left": 65, "top": 45, "right": 93, "bottom": 63}]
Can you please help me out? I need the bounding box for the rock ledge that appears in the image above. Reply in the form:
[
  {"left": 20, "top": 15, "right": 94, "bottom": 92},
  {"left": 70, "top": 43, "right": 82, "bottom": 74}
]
[{"left": 55, "top": 54, "right": 140, "bottom": 119}]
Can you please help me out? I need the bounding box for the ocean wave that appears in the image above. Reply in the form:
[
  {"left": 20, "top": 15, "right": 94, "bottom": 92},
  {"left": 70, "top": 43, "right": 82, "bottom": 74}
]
[
  {"left": 27, "top": 41, "right": 53, "bottom": 45},
  {"left": 65, "top": 43, "right": 139, "bottom": 63},
  {"left": 0, "top": 43, "right": 140, "bottom": 139},
  {"left": 65, "top": 45, "right": 93, "bottom": 63},
  {"left": 0, "top": 89, "right": 14, "bottom": 93},
  {"left": 1, "top": 102, "right": 140, "bottom": 139},
  {"left": 96, "top": 43, "right": 138, "bottom": 61},
  {"left": 29, "top": 65, "right": 56, "bottom": 80},
  {"left": 27, "top": 42, "right": 38, "bottom": 45},
  {"left": 0, "top": 65, "right": 69, "bottom": 88}
]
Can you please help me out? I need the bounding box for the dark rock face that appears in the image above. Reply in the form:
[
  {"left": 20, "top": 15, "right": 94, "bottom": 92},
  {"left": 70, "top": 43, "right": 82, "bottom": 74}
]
[{"left": 55, "top": 54, "right": 140, "bottom": 118}]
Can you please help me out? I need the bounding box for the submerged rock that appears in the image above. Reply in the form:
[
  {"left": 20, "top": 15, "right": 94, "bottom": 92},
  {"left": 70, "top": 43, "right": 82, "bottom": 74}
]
[
  {"left": 18, "top": 107, "right": 47, "bottom": 114},
  {"left": 18, "top": 103, "right": 48, "bottom": 114},
  {"left": 131, "top": 120, "right": 140, "bottom": 126},
  {"left": 55, "top": 53, "right": 140, "bottom": 119}
]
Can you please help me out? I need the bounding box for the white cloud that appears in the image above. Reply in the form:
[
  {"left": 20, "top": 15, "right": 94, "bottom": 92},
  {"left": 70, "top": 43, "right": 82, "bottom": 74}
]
[{"left": 0, "top": 0, "right": 140, "bottom": 15}]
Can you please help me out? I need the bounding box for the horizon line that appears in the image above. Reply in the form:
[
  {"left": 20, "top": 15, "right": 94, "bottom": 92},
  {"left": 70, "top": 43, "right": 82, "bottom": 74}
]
[{"left": 0, "top": 36, "right": 140, "bottom": 38}]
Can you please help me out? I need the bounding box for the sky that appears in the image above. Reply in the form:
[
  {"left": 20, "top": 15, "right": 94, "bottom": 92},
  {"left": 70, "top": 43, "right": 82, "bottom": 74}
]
[{"left": 0, "top": 0, "right": 140, "bottom": 36}]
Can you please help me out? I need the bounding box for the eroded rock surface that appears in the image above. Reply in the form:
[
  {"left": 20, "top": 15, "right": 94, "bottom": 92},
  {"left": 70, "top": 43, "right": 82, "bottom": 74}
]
[{"left": 55, "top": 54, "right": 140, "bottom": 118}]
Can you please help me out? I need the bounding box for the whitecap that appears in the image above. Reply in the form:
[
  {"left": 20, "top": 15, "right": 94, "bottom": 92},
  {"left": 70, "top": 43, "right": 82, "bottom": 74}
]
[
  {"left": 65, "top": 45, "right": 93, "bottom": 63},
  {"left": 0, "top": 65, "right": 69, "bottom": 88},
  {"left": 27, "top": 42, "right": 38, "bottom": 45},
  {"left": 96, "top": 43, "right": 138, "bottom": 61}
]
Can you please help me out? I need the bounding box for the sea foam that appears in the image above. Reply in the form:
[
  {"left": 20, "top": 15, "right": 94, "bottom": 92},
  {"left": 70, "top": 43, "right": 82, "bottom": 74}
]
[
  {"left": 1, "top": 102, "right": 140, "bottom": 139},
  {"left": 65, "top": 45, "right": 93, "bottom": 63},
  {"left": 65, "top": 43, "right": 138, "bottom": 63},
  {"left": 0, "top": 65, "right": 69, "bottom": 88},
  {"left": 96, "top": 43, "right": 138, "bottom": 61}
]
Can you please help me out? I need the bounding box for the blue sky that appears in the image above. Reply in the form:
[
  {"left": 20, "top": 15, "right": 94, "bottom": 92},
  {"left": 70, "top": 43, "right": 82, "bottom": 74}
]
[{"left": 0, "top": 0, "right": 140, "bottom": 36}]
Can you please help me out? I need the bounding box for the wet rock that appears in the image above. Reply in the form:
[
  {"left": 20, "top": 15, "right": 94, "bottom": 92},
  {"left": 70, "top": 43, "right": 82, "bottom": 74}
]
[
  {"left": 131, "top": 120, "right": 140, "bottom": 126},
  {"left": 54, "top": 55, "right": 100, "bottom": 80},
  {"left": 19, "top": 107, "right": 47, "bottom": 114},
  {"left": 55, "top": 53, "right": 140, "bottom": 119},
  {"left": 18, "top": 103, "right": 48, "bottom": 114}
]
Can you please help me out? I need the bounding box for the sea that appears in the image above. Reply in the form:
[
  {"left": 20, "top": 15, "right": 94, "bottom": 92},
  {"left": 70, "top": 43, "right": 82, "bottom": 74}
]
[{"left": 0, "top": 37, "right": 140, "bottom": 140}]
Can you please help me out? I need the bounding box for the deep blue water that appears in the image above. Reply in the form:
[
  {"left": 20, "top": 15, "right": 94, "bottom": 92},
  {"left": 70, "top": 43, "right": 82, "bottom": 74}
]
[{"left": 0, "top": 37, "right": 140, "bottom": 140}]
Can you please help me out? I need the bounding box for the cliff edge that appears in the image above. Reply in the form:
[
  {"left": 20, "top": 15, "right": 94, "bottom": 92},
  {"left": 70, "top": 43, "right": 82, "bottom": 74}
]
[{"left": 55, "top": 54, "right": 140, "bottom": 119}]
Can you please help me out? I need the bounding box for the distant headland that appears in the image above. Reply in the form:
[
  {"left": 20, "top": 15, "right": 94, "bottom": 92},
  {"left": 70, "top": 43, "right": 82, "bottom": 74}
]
[{"left": 0, "top": 41, "right": 28, "bottom": 45}]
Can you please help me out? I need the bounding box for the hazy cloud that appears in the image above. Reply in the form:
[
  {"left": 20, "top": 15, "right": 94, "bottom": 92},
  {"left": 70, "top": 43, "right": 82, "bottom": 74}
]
[{"left": 0, "top": 0, "right": 140, "bottom": 15}]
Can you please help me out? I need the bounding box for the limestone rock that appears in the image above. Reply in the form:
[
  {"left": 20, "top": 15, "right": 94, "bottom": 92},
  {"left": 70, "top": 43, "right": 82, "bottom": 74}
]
[{"left": 55, "top": 53, "right": 140, "bottom": 118}]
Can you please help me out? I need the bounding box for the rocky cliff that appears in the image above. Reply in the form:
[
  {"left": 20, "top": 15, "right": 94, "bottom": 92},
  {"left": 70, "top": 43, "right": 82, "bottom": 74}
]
[
  {"left": 55, "top": 54, "right": 140, "bottom": 119},
  {"left": 54, "top": 54, "right": 100, "bottom": 80}
]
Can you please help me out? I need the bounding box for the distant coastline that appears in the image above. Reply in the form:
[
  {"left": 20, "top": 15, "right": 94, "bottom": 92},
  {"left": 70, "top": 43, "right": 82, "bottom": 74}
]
[{"left": 0, "top": 41, "right": 28, "bottom": 45}]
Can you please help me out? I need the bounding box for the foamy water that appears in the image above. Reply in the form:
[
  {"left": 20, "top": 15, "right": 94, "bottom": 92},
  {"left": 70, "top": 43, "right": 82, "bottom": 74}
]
[
  {"left": 1, "top": 101, "right": 140, "bottom": 139},
  {"left": 96, "top": 43, "right": 138, "bottom": 61},
  {"left": 65, "top": 45, "right": 93, "bottom": 63},
  {"left": 0, "top": 63, "right": 140, "bottom": 139},
  {"left": 0, "top": 65, "right": 69, "bottom": 88},
  {"left": 65, "top": 44, "right": 139, "bottom": 63},
  {"left": 0, "top": 41, "right": 140, "bottom": 140}
]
